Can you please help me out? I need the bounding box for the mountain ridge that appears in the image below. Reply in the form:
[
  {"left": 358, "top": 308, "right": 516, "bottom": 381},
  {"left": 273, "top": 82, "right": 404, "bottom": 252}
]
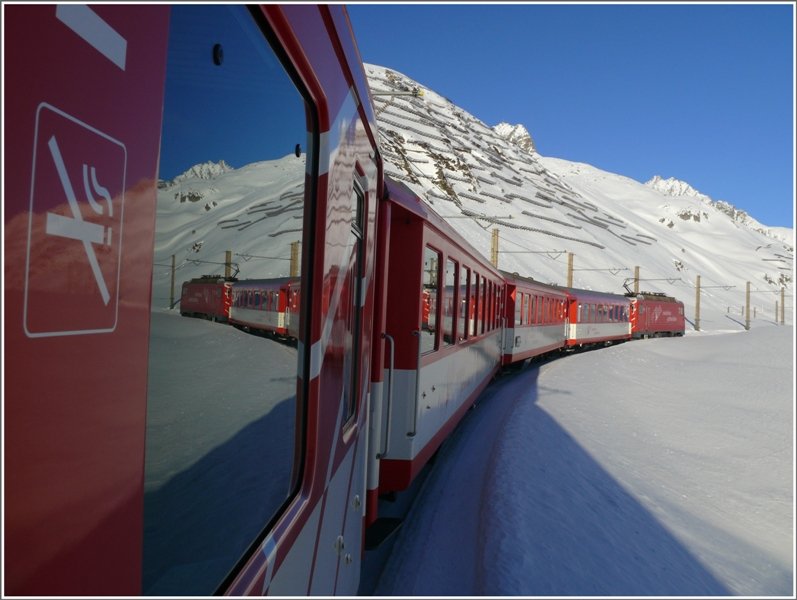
[{"left": 364, "top": 62, "right": 793, "bottom": 307}]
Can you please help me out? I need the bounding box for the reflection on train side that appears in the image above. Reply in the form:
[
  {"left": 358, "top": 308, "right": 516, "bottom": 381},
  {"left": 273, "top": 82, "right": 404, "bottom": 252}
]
[
  {"left": 144, "top": 314, "right": 297, "bottom": 594},
  {"left": 144, "top": 5, "right": 308, "bottom": 595}
]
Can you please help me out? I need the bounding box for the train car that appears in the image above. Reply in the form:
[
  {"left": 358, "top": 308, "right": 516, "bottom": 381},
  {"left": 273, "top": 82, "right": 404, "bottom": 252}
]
[
  {"left": 367, "top": 178, "right": 505, "bottom": 508},
  {"left": 229, "top": 277, "right": 300, "bottom": 339},
  {"left": 180, "top": 276, "right": 234, "bottom": 321},
  {"left": 564, "top": 287, "right": 632, "bottom": 347},
  {"left": 629, "top": 292, "right": 686, "bottom": 338},
  {"left": 501, "top": 271, "right": 568, "bottom": 365},
  {"left": 5, "top": 4, "right": 381, "bottom": 596}
]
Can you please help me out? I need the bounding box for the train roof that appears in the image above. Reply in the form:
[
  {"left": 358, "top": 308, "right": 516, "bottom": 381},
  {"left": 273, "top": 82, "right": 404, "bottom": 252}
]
[
  {"left": 231, "top": 276, "right": 300, "bottom": 287},
  {"left": 384, "top": 177, "right": 501, "bottom": 277},
  {"left": 626, "top": 291, "right": 681, "bottom": 303},
  {"left": 561, "top": 285, "right": 630, "bottom": 302},
  {"left": 186, "top": 275, "right": 237, "bottom": 284},
  {"left": 500, "top": 270, "right": 569, "bottom": 296}
]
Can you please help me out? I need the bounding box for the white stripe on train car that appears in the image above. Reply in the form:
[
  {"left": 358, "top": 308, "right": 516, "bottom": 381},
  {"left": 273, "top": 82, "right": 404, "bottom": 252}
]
[
  {"left": 56, "top": 5, "right": 127, "bottom": 70},
  {"left": 569, "top": 321, "right": 631, "bottom": 341},
  {"left": 266, "top": 502, "right": 321, "bottom": 595},
  {"left": 504, "top": 323, "right": 566, "bottom": 356},
  {"left": 381, "top": 332, "right": 501, "bottom": 461},
  {"left": 259, "top": 536, "right": 277, "bottom": 594}
]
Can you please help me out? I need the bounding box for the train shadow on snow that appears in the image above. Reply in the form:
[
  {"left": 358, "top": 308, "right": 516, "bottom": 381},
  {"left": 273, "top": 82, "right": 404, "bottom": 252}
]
[
  {"left": 478, "top": 361, "right": 731, "bottom": 596},
  {"left": 142, "top": 396, "right": 296, "bottom": 595},
  {"left": 366, "top": 353, "right": 731, "bottom": 596}
]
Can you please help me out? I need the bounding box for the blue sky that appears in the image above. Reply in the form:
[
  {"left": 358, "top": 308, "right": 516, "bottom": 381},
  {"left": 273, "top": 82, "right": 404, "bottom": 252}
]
[{"left": 347, "top": 3, "right": 795, "bottom": 228}]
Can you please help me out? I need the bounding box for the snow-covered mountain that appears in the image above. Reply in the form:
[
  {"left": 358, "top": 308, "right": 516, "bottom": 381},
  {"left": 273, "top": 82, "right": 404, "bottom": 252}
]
[
  {"left": 364, "top": 63, "right": 793, "bottom": 324},
  {"left": 645, "top": 175, "right": 710, "bottom": 201},
  {"left": 644, "top": 174, "right": 789, "bottom": 243},
  {"left": 493, "top": 122, "right": 536, "bottom": 154},
  {"left": 150, "top": 154, "right": 307, "bottom": 306}
]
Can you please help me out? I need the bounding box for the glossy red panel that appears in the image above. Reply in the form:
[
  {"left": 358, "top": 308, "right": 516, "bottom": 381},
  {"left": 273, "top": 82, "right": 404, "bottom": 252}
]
[{"left": 4, "top": 5, "right": 169, "bottom": 594}]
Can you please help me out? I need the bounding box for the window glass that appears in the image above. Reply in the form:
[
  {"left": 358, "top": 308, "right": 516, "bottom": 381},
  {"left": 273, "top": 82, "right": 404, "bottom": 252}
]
[
  {"left": 470, "top": 273, "right": 479, "bottom": 336},
  {"left": 486, "top": 281, "right": 492, "bottom": 331},
  {"left": 480, "top": 278, "right": 487, "bottom": 334},
  {"left": 443, "top": 258, "right": 456, "bottom": 345},
  {"left": 496, "top": 284, "right": 501, "bottom": 329},
  {"left": 529, "top": 296, "right": 535, "bottom": 325},
  {"left": 145, "top": 6, "right": 308, "bottom": 595},
  {"left": 459, "top": 267, "right": 469, "bottom": 339},
  {"left": 516, "top": 292, "right": 524, "bottom": 326},
  {"left": 344, "top": 181, "right": 366, "bottom": 421},
  {"left": 493, "top": 282, "right": 498, "bottom": 329},
  {"left": 421, "top": 246, "right": 440, "bottom": 353}
]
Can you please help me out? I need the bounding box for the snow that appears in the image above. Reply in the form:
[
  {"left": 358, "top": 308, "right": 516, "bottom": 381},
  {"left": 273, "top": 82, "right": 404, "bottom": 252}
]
[
  {"left": 368, "top": 324, "right": 794, "bottom": 596},
  {"left": 646, "top": 174, "right": 711, "bottom": 200}
]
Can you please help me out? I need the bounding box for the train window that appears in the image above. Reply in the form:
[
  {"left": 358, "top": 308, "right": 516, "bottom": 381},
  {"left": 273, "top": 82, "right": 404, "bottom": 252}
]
[
  {"left": 480, "top": 278, "right": 487, "bottom": 334},
  {"left": 470, "top": 273, "right": 479, "bottom": 336},
  {"left": 443, "top": 258, "right": 457, "bottom": 345},
  {"left": 459, "top": 267, "right": 469, "bottom": 340},
  {"left": 495, "top": 283, "right": 501, "bottom": 329},
  {"left": 421, "top": 246, "right": 440, "bottom": 353},
  {"left": 145, "top": 6, "right": 309, "bottom": 595},
  {"left": 343, "top": 178, "right": 366, "bottom": 422},
  {"left": 516, "top": 292, "right": 523, "bottom": 326},
  {"left": 531, "top": 295, "right": 536, "bottom": 325},
  {"left": 486, "top": 280, "right": 491, "bottom": 330},
  {"left": 492, "top": 282, "right": 498, "bottom": 329},
  {"left": 495, "top": 284, "right": 503, "bottom": 329},
  {"left": 528, "top": 296, "right": 535, "bottom": 325}
]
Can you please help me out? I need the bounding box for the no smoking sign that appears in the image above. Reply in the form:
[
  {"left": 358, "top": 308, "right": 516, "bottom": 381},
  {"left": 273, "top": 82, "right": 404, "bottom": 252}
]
[{"left": 24, "top": 103, "right": 127, "bottom": 337}]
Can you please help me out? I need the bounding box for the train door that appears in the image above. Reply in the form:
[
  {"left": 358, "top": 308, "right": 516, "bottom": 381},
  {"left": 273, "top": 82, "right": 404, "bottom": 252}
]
[{"left": 329, "top": 174, "right": 369, "bottom": 594}]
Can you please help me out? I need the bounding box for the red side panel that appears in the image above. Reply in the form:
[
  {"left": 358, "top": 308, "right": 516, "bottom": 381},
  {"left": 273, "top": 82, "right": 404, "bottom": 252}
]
[{"left": 4, "top": 5, "right": 170, "bottom": 595}]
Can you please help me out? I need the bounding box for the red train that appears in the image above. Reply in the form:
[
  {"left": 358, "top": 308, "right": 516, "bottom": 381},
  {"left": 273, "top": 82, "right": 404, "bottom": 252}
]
[
  {"left": 229, "top": 277, "right": 301, "bottom": 340},
  {"left": 629, "top": 292, "right": 686, "bottom": 339},
  {"left": 180, "top": 276, "right": 234, "bottom": 322},
  {"left": 3, "top": 4, "right": 685, "bottom": 596}
]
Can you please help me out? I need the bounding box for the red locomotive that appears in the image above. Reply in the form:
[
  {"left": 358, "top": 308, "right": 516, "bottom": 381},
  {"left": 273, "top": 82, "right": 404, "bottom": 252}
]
[
  {"left": 629, "top": 292, "right": 686, "bottom": 338},
  {"left": 4, "top": 4, "right": 687, "bottom": 596},
  {"left": 180, "top": 276, "right": 234, "bottom": 322}
]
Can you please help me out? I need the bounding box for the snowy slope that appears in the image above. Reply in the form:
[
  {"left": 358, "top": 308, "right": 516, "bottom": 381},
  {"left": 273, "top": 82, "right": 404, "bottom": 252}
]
[
  {"left": 151, "top": 154, "right": 306, "bottom": 307},
  {"left": 365, "top": 63, "right": 794, "bottom": 326}
]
